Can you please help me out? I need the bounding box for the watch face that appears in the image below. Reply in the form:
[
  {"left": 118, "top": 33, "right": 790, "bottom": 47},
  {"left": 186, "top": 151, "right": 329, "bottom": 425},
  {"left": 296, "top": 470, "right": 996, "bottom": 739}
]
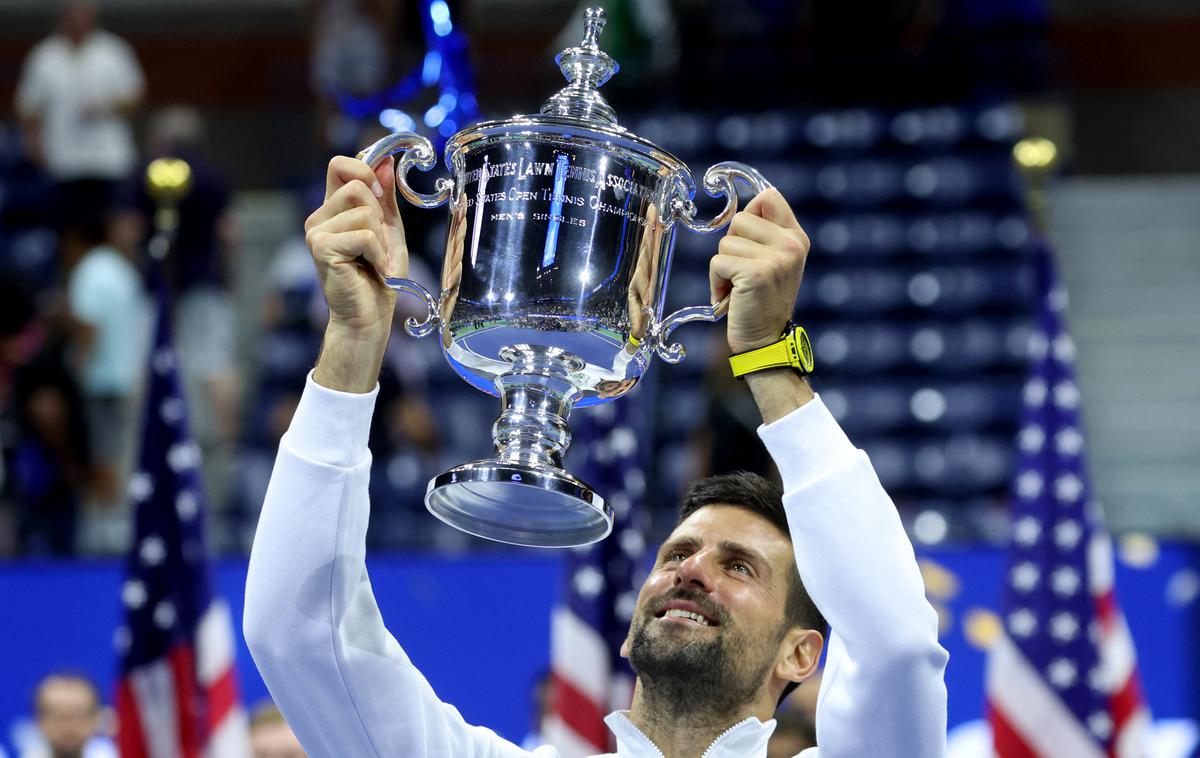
[{"left": 795, "top": 328, "right": 815, "bottom": 373}]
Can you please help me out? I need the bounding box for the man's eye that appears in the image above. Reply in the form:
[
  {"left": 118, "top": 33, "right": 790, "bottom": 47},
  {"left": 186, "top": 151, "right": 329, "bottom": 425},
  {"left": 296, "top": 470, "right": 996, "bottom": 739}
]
[
  {"left": 729, "top": 561, "right": 752, "bottom": 575},
  {"left": 665, "top": 551, "right": 687, "bottom": 563}
]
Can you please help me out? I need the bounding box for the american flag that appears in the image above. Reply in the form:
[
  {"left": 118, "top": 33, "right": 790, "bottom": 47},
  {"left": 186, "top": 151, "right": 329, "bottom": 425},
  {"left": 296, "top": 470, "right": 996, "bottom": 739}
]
[
  {"left": 986, "top": 246, "right": 1150, "bottom": 757},
  {"left": 114, "top": 272, "right": 250, "bottom": 758},
  {"left": 544, "top": 396, "right": 650, "bottom": 757}
]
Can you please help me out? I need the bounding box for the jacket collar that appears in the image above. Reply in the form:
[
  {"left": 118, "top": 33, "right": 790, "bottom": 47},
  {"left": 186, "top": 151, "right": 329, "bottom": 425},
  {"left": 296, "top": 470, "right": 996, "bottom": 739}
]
[{"left": 603, "top": 711, "right": 776, "bottom": 757}]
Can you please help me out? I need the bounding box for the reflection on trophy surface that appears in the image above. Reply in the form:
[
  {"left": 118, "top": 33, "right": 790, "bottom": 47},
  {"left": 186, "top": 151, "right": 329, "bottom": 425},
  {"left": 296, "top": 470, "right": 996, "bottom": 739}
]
[{"left": 360, "top": 6, "right": 772, "bottom": 547}]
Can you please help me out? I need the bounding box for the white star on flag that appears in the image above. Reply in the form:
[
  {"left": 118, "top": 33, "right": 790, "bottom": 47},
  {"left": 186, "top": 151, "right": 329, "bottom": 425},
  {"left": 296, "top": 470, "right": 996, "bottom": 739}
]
[
  {"left": 1016, "top": 470, "right": 1043, "bottom": 499},
  {"left": 167, "top": 441, "right": 202, "bottom": 473},
  {"left": 1053, "top": 380, "right": 1080, "bottom": 410},
  {"left": 1013, "top": 516, "right": 1041, "bottom": 547},
  {"left": 1047, "top": 658, "right": 1077, "bottom": 689},
  {"left": 1052, "top": 334, "right": 1076, "bottom": 362},
  {"left": 176, "top": 491, "right": 199, "bottom": 520},
  {"left": 1087, "top": 712, "right": 1113, "bottom": 740},
  {"left": 1049, "top": 612, "right": 1079, "bottom": 642},
  {"left": 1055, "top": 427, "right": 1084, "bottom": 456},
  {"left": 1008, "top": 609, "right": 1037, "bottom": 638},
  {"left": 128, "top": 472, "right": 153, "bottom": 502},
  {"left": 139, "top": 536, "right": 166, "bottom": 567},
  {"left": 160, "top": 397, "right": 185, "bottom": 424},
  {"left": 1026, "top": 330, "right": 1048, "bottom": 360},
  {"left": 1018, "top": 424, "right": 1045, "bottom": 453},
  {"left": 1011, "top": 562, "right": 1040, "bottom": 592},
  {"left": 122, "top": 580, "right": 147, "bottom": 609},
  {"left": 153, "top": 600, "right": 176, "bottom": 629},
  {"left": 572, "top": 566, "right": 606, "bottom": 598},
  {"left": 1054, "top": 473, "right": 1084, "bottom": 503},
  {"left": 1054, "top": 519, "right": 1083, "bottom": 550},
  {"left": 1022, "top": 378, "right": 1047, "bottom": 405},
  {"left": 1050, "top": 566, "right": 1081, "bottom": 597}
]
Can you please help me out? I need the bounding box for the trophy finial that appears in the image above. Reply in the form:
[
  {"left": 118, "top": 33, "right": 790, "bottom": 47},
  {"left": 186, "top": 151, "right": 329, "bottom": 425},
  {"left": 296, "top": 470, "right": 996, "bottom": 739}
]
[
  {"left": 541, "top": 6, "right": 620, "bottom": 124},
  {"left": 581, "top": 7, "right": 605, "bottom": 50}
]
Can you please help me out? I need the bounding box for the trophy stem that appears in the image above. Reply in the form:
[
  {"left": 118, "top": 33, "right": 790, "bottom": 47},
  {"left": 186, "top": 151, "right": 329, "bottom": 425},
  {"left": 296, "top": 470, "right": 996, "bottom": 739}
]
[
  {"left": 422, "top": 347, "right": 613, "bottom": 548},
  {"left": 492, "top": 379, "right": 575, "bottom": 469}
]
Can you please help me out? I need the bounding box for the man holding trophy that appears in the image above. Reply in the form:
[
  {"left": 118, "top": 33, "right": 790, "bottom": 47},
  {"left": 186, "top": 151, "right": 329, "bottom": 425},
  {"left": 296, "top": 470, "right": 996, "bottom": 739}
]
[{"left": 245, "top": 8, "right": 948, "bottom": 757}]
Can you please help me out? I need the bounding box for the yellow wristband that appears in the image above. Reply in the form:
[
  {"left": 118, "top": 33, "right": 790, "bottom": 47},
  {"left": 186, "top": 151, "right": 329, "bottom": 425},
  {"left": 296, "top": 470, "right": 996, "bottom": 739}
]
[{"left": 729, "top": 326, "right": 814, "bottom": 379}]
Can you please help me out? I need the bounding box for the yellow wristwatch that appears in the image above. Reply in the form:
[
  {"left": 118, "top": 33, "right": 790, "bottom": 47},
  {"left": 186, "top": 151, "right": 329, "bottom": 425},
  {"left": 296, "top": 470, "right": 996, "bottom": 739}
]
[{"left": 729, "top": 324, "right": 814, "bottom": 379}]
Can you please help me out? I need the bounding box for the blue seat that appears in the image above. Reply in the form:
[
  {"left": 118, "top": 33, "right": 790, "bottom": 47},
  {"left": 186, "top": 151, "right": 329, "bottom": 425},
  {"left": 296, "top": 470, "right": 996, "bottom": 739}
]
[
  {"left": 890, "top": 106, "right": 967, "bottom": 148},
  {"left": 802, "top": 108, "right": 885, "bottom": 152}
]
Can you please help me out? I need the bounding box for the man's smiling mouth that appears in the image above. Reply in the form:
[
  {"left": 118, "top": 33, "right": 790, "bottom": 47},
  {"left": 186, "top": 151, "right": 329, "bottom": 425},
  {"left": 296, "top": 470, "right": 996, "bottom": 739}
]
[
  {"left": 660, "top": 609, "right": 713, "bottom": 626},
  {"left": 653, "top": 598, "right": 720, "bottom": 627}
]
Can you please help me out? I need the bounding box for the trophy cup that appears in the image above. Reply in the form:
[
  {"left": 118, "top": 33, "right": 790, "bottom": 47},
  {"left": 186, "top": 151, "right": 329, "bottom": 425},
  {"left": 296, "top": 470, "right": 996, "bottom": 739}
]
[{"left": 360, "top": 6, "right": 771, "bottom": 547}]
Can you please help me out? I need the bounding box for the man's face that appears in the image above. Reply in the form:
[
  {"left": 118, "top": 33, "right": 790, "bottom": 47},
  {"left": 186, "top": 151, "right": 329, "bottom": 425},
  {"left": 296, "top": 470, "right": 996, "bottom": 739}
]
[
  {"left": 60, "top": 1, "right": 97, "bottom": 43},
  {"left": 251, "top": 720, "right": 307, "bottom": 758},
  {"left": 621, "top": 505, "right": 797, "bottom": 711},
  {"left": 37, "top": 678, "right": 100, "bottom": 756}
]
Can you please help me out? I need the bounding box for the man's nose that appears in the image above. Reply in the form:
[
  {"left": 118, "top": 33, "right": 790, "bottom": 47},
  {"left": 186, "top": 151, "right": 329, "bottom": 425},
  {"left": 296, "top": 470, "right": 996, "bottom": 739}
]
[{"left": 674, "top": 550, "right": 717, "bottom": 591}]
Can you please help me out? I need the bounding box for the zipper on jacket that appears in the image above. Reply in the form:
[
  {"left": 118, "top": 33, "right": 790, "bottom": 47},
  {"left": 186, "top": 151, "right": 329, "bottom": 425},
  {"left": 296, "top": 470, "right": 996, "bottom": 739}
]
[{"left": 699, "top": 717, "right": 759, "bottom": 758}]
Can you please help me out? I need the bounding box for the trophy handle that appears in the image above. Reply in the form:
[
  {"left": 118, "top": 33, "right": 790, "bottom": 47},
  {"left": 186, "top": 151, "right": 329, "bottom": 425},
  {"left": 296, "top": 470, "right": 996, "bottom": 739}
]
[
  {"left": 653, "top": 296, "right": 729, "bottom": 364},
  {"left": 655, "top": 162, "right": 771, "bottom": 363},
  {"left": 357, "top": 131, "right": 454, "bottom": 209},
  {"left": 676, "top": 161, "right": 772, "bottom": 234},
  {"left": 357, "top": 131, "right": 450, "bottom": 337},
  {"left": 382, "top": 276, "right": 441, "bottom": 338}
]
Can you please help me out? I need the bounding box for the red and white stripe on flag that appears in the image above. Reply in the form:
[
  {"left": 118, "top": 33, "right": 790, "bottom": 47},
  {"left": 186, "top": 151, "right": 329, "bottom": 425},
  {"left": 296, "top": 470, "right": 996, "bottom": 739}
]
[
  {"left": 989, "top": 247, "right": 1151, "bottom": 757},
  {"left": 117, "top": 601, "right": 250, "bottom": 758},
  {"left": 545, "top": 399, "right": 647, "bottom": 757},
  {"left": 987, "top": 534, "right": 1151, "bottom": 758},
  {"left": 546, "top": 607, "right": 631, "bottom": 757}
]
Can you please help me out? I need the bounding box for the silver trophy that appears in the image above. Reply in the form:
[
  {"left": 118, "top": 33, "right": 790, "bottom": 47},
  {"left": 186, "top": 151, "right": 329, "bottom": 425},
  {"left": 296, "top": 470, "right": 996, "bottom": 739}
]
[{"left": 360, "top": 6, "right": 770, "bottom": 547}]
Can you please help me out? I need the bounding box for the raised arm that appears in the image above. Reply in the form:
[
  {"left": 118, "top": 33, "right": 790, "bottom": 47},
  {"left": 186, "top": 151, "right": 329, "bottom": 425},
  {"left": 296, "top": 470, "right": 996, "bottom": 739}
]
[
  {"left": 757, "top": 391, "right": 949, "bottom": 758},
  {"left": 243, "top": 157, "right": 537, "bottom": 758},
  {"left": 711, "top": 189, "right": 948, "bottom": 757}
]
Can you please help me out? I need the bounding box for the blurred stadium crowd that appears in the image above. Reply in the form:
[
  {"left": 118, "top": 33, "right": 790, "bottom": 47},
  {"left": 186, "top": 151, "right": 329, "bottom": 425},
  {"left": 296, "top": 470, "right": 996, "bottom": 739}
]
[{"left": 0, "top": 0, "right": 1052, "bottom": 558}]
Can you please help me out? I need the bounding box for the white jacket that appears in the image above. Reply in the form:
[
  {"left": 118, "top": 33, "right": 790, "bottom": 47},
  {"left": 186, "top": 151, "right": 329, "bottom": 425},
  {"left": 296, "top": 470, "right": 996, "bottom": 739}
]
[{"left": 245, "top": 375, "right": 949, "bottom": 757}]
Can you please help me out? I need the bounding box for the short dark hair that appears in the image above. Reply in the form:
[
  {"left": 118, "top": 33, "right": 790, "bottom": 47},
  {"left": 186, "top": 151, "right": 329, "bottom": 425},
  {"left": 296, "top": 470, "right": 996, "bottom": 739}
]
[{"left": 677, "top": 471, "right": 828, "bottom": 702}]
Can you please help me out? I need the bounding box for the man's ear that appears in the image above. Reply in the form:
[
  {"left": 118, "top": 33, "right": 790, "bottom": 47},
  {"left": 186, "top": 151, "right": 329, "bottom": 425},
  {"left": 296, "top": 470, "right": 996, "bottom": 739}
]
[
  {"left": 775, "top": 627, "right": 823, "bottom": 685},
  {"left": 619, "top": 634, "right": 631, "bottom": 660}
]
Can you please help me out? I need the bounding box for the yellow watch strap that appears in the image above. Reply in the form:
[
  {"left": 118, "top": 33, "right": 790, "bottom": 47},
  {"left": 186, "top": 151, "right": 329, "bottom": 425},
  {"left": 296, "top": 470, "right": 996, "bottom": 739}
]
[{"left": 729, "top": 326, "right": 814, "bottom": 378}]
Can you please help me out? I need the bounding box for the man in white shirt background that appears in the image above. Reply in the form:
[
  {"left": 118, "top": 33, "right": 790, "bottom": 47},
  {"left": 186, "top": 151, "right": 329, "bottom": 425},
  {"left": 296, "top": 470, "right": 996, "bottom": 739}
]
[
  {"left": 243, "top": 155, "right": 950, "bottom": 756},
  {"left": 14, "top": 0, "right": 144, "bottom": 266}
]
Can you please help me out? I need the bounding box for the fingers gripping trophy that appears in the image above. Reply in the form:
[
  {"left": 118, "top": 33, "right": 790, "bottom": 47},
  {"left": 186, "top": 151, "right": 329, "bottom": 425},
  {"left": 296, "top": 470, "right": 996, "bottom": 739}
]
[{"left": 307, "top": 7, "right": 807, "bottom": 548}]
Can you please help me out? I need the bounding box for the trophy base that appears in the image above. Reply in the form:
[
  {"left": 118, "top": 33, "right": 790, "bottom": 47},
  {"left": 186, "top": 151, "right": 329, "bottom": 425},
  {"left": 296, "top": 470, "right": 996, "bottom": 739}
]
[{"left": 425, "top": 460, "right": 613, "bottom": 548}]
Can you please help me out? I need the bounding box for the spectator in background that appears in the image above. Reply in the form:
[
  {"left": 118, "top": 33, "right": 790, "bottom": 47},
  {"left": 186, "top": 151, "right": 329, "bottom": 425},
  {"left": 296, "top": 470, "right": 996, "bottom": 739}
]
[
  {"left": 250, "top": 702, "right": 307, "bottom": 758},
  {"left": 8, "top": 353, "right": 90, "bottom": 556},
  {"left": 0, "top": 276, "right": 44, "bottom": 555},
  {"left": 64, "top": 205, "right": 148, "bottom": 554},
  {"left": 691, "top": 332, "right": 776, "bottom": 480},
  {"left": 307, "top": 0, "right": 395, "bottom": 150},
  {"left": 14, "top": 0, "right": 144, "bottom": 266},
  {"left": 20, "top": 673, "right": 115, "bottom": 758}
]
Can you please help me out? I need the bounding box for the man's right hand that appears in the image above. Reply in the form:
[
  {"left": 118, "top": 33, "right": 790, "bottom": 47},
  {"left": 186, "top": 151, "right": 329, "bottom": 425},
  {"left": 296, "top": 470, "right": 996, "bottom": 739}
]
[{"left": 306, "top": 155, "right": 408, "bottom": 393}]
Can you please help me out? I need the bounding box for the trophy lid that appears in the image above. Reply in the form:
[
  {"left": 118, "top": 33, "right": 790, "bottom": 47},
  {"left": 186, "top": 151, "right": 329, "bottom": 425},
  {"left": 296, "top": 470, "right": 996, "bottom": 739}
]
[
  {"left": 540, "top": 6, "right": 620, "bottom": 126},
  {"left": 443, "top": 5, "right": 691, "bottom": 183}
]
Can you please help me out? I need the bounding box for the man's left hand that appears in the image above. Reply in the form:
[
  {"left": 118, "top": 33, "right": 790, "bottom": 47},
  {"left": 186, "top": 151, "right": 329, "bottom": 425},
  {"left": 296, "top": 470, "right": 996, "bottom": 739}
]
[{"left": 709, "top": 188, "right": 810, "bottom": 355}]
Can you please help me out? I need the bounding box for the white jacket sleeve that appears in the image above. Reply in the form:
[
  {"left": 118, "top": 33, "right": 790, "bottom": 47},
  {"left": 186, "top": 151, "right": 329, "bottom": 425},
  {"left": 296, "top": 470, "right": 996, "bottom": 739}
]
[
  {"left": 244, "top": 373, "right": 542, "bottom": 758},
  {"left": 758, "top": 395, "right": 949, "bottom": 758}
]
